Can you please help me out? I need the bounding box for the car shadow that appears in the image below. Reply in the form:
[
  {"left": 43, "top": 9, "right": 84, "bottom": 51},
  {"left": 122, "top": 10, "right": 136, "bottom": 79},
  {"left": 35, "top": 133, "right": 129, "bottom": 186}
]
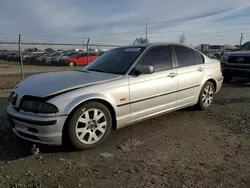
[
  {"left": 223, "top": 78, "right": 250, "bottom": 88},
  {"left": 0, "top": 96, "right": 33, "bottom": 161},
  {"left": 214, "top": 97, "right": 250, "bottom": 105},
  {"left": 0, "top": 96, "right": 69, "bottom": 162},
  {"left": 0, "top": 122, "right": 75, "bottom": 162}
]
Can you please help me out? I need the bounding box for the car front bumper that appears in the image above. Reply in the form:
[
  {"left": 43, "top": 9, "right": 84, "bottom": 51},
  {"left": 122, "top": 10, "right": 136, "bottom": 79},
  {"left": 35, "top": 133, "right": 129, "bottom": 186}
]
[
  {"left": 224, "top": 67, "right": 250, "bottom": 78},
  {"left": 6, "top": 105, "right": 67, "bottom": 145}
]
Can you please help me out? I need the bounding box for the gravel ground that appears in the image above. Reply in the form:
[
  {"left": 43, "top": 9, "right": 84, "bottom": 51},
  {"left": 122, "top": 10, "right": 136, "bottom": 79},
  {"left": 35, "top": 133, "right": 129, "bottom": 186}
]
[{"left": 0, "top": 81, "right": 250, "bottom": 188}]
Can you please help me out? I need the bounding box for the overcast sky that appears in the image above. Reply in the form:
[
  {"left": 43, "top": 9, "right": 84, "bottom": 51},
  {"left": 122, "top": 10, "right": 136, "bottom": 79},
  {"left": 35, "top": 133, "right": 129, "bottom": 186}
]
[{"left": 0, "top": 0, "right": 250, "bottom": 47}]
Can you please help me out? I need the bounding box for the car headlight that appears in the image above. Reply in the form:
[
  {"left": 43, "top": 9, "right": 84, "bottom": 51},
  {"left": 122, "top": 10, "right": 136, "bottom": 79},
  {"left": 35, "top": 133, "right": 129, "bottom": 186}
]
[{"left": 20, "top": 100, "right": 58, "bottom": 114}]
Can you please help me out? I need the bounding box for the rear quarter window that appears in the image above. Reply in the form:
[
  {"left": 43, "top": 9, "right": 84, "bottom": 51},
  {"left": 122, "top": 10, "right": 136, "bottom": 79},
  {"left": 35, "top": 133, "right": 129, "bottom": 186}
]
[{"left": 193, "top": 50, "right": 204, "bottom": 64}]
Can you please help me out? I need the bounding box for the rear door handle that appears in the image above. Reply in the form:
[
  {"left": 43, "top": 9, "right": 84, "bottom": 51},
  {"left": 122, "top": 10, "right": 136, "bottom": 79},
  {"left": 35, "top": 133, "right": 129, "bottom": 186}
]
[
  {"left": 197, "top": 67, "right": 204, "bottom": 72},
  {"left": 167, "top": 72, "right": 178, "bottom": 78}
]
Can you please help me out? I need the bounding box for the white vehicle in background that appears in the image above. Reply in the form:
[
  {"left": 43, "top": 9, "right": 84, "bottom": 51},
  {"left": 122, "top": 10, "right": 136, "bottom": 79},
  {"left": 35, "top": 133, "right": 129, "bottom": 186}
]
[{"left": 196, "top": 44, "right": 223, "bottom": 59}]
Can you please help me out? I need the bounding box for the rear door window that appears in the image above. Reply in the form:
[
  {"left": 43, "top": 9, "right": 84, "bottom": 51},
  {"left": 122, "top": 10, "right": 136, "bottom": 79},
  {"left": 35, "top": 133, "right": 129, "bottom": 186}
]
[{"left": 174, "top": 46, "right": 196, "bottom": 67}]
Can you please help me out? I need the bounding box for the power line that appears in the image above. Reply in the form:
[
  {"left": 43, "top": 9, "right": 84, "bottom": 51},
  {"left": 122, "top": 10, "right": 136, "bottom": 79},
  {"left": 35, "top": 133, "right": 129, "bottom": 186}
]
[{"left": 1, "top": 25, "right": 250, "bottom": 40}]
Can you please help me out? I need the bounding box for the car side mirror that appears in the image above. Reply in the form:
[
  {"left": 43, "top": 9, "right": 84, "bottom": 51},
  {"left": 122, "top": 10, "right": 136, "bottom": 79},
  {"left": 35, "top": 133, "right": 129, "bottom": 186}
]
[{"left": 136, "top": 65, "right": 154, "bottom": 74}]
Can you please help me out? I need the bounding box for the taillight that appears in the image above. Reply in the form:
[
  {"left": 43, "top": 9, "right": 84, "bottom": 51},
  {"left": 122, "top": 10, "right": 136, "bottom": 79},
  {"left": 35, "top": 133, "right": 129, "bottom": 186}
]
[{"left": 220, "top": 65, "right": 222, "bottom": 73}]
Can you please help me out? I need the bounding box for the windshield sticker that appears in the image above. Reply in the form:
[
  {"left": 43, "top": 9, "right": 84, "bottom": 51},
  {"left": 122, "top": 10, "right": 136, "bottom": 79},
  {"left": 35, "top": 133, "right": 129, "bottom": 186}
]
[{"left": 125, "top": 48, "right": 141, "bottom": 52}]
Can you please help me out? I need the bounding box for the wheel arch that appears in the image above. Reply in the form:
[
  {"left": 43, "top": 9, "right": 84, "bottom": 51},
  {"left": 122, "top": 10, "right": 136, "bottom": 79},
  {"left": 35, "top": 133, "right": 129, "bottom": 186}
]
[
  {"left": 202, "top": 76, "right": 217, "bottom": 92},
  {"left": 63, "top": 98, "right": 117, "bottom": 136},
  {"left": 206, "top": 78, "right": 217, "bottom": 91}
]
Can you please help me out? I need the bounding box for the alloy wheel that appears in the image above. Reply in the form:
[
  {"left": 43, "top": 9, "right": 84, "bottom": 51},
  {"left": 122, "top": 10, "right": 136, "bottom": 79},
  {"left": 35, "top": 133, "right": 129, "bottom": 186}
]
[
  {"left": 202, "top": 85, "right": 214, "bottom": 107},
  {"left": 75, "top": 108, "right": 107, "bottom": 144}
]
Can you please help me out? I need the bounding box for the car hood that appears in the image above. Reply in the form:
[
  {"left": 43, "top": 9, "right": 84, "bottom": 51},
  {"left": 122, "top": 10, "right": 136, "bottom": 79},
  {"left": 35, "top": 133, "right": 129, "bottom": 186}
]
[
  {"left": 224, "top": 51, "right": 250, "bottom": 57},
  {"left": 14, "top": 71, "right": 121, "bottom": 98}
]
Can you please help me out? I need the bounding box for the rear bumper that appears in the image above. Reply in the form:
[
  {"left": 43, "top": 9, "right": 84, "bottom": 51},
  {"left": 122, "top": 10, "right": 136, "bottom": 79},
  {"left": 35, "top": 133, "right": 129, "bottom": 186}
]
[
  {"left": 216, "top": 76, "right": 223, "bottom": 93},
  {"left": 6, "top": 105, "right": 67, "bottom": 145}
]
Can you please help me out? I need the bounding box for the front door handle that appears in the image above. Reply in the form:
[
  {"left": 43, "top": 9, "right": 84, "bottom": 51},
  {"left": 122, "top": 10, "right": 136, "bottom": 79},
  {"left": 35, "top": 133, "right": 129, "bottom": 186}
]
[
  {"left": 167, "top": 72, "right": 178, "bottom": 78},
  {"left": 197, "top": 67, "right": 204, "bottom": 72}
]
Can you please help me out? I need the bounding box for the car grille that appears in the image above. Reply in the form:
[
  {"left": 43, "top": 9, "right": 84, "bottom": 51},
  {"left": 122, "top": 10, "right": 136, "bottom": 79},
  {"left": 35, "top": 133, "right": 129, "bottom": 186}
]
[{"left": 227, "top": 56, "right": 250, "bottom": 64}]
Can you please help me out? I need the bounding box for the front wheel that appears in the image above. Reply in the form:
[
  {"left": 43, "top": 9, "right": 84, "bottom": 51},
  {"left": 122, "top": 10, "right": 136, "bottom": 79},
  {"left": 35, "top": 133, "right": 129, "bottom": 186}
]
[
  {"left": 67, "top": 102, "right": 112, "bottom": 150},
  {"left": 195, "top": 81, "right": 215, "bottom": 110}
]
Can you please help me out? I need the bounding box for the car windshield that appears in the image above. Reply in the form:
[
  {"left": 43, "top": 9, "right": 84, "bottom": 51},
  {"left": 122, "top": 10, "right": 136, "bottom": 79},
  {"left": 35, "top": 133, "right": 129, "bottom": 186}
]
[
  {"left": 50, "top": 52, "right": 58, "bottom": 56},
  {"left": 83, "top": 47, "right": 145, "bottom": 75},
  {"left": 61, "top": 51, "right": 68, "bottom": 56},
  {"left": 68, "top": 52, "right": 79, "bottom": 57},
  {"left": 210, "top": 45, "right": 221, "bottom": 50},
  {"left": 239, "top": 42, "right": 250, "bottom": 51}
]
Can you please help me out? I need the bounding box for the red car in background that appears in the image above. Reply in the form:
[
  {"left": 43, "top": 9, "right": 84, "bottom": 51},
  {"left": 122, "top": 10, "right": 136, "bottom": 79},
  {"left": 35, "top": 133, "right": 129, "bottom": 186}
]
[{"left": 65, "top": 52, "right": 99, "bottom": 66}]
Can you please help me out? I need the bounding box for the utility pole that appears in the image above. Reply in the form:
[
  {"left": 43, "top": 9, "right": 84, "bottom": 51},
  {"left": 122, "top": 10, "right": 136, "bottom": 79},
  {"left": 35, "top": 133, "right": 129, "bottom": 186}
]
[
  {"left": 240, "top": 33, "right": 243, "bottom": 47},
  {"left": 146, "top": 24, "right": 148, "bottom": 40},
  {"left": 18, "top": 34, "right": 24, "bottom": 80},
  {"left": 86, "top": 38, "right": 90, "bottom": 64},
  {"left": 82, "top": 37, "right": 85, "bottom": 50}
]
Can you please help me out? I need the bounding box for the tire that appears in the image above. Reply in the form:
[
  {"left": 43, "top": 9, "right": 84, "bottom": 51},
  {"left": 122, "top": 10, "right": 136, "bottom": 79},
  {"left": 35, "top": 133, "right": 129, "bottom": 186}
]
[
  {"left": 67, "top": 102, "right": 112, "bottom": 150},
  {"left": 69, "top": 61, "right": 75, "bottom": 67},
  {"left": 195, "top": 81, "right": 215, "bottom": 110}
]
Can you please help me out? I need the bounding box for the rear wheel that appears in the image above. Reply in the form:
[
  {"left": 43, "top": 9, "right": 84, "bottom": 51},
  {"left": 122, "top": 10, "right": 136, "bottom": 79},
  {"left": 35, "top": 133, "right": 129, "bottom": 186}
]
[
  {"left": 67, "top": 102, "right": 112, "bottom": 150},
  {"left": 69, "top": 61, "right": 76, "bottom": 67},
  {"left": 195, "top": 81, "right": 215, "bottom": 110}
]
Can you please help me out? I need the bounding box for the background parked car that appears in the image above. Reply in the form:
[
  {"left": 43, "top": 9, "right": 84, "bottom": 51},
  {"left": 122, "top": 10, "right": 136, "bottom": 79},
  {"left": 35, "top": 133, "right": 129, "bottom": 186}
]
[
  {"left": 221, "top": 41, "right": 250, "bottom": 81},
  {"left": 6, "top": 52, "right": 19, "bottom": 62},
  {"left": 44, "top": 51, "right": 75, "bottom": 65},
  {"left": 24, "top": 52, "right": 45, "bottom": 64},
  {"left": 196, "top": 44, "right": 223, "bottom": 59},
  {"left": 64, "top": 52, "right": 99, "bottom": 66},
  {"left": 36, "top": 52, "right": 51, "bottom": 64},
  {"left": 44, "top": 52, "right": 62, "bottom": 65}
]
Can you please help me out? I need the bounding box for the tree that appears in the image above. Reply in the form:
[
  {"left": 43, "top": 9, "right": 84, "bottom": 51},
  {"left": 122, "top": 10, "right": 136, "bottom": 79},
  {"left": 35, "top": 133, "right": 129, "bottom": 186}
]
[
  {"left": 133, "top": 37, "right": 149, "bottom": 45},
  {"left": 179, "top": 34, "right": 186, "bottom": 44},
  {"left": 44, "top": 48, "right": 55, "bottom": 53},
  {"left": 24, "top": 47, "right": 38, "bottom": 52}
]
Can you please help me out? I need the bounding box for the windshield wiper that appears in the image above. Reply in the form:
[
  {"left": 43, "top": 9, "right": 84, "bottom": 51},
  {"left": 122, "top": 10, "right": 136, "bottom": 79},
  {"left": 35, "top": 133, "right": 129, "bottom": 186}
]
[
  {"left": 86, "top": 69, "right": 107, "bottom": 73},
  {"left": 87, "top": 68, "right": 123, "bottom": 75},
  {"left": 78, "top": 70, "right": 89, "bottom": 73}
]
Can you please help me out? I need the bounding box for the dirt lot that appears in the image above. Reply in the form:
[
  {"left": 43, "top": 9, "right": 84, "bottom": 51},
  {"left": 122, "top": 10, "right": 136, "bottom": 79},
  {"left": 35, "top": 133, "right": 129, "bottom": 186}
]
[
  {"left": 0, "top": 61, "right": 83, "bottom": 89},
  {"left": 0, "top": 81, "right": 250, "bottom": 188}
]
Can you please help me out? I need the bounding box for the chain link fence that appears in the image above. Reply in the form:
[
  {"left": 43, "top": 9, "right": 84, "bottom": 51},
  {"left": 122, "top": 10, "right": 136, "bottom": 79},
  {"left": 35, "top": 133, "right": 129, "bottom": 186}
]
[
  {"left": 0, "top": 34, "right": 120, "bottom": 90},
  {"left": 0, "top": 31, "right": 247, "bottom": 91}
]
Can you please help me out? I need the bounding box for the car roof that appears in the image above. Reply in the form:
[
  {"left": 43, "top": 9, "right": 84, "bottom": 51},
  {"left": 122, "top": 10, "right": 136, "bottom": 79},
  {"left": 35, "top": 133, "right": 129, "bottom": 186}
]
[
  {"left": 118, "top": 42, "right": 194, "bottom": 49},
  {"left": 78, "top": 52, "right": 98, "bottom": 54}
]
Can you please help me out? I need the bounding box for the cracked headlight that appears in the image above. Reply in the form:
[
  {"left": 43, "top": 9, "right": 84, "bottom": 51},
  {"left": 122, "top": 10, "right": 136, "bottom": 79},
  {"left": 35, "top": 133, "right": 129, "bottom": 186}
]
[{"left": 20, "top": 100, "right": 58, "bottom": 114}]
